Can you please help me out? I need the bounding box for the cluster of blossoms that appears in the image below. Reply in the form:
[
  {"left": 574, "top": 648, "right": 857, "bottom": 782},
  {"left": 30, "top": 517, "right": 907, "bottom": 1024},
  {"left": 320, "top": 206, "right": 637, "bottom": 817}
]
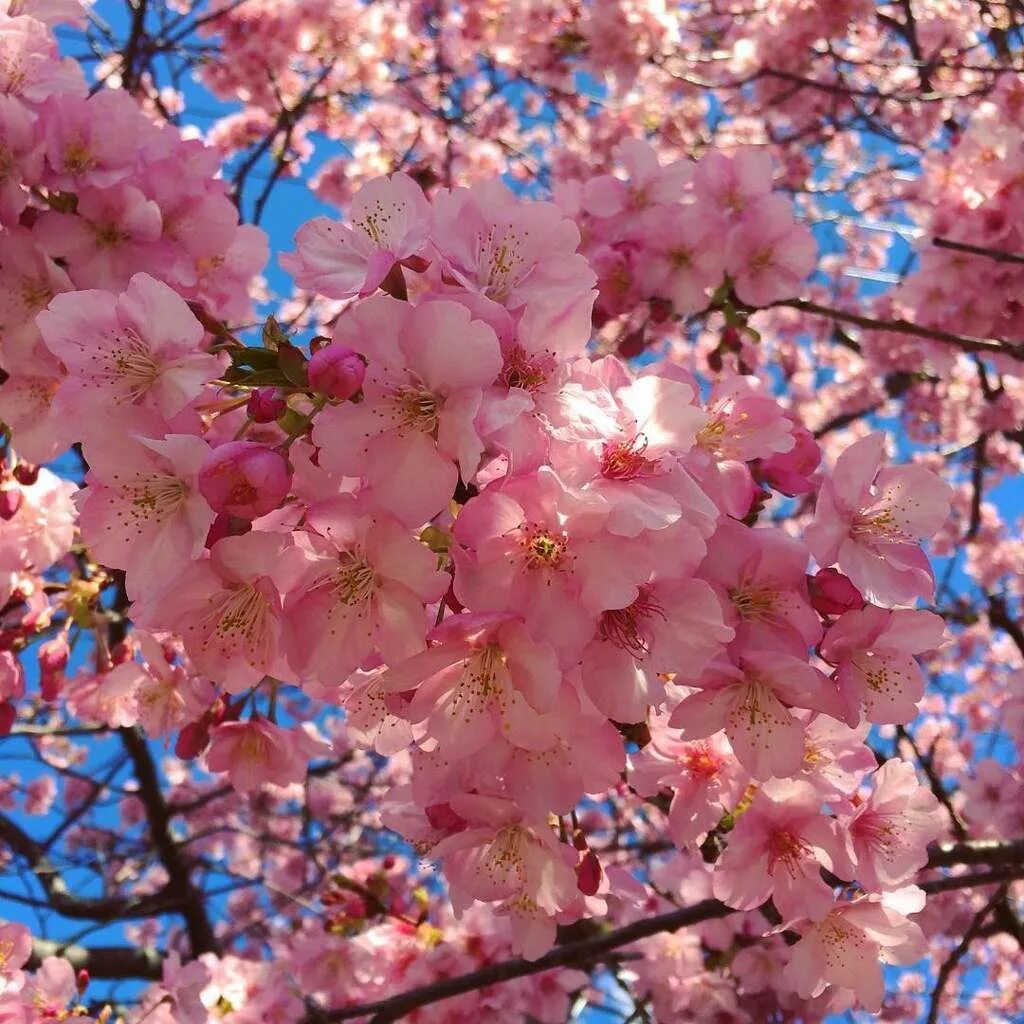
[
  {"left": 25, "top": 147, "right": 951, "bottom": 1009},
  {"left": 3, "top": 2, "right": 1019, "bottom": 1022}
]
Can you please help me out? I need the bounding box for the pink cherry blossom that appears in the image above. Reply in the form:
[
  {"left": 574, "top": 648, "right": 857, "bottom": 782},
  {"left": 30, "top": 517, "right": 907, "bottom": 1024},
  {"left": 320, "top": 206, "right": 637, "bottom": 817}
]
[
  {"left": 206, "top": 717, "right": 330, "bottom": 793},
  {"left": 846, "top": 758, "right": 945, "bottom": 890},
  {"left": 670, "top": 650, "right": 846, "bottom": 779},
  {"left": 313, "top": 295, "right": 502, "bottom": 525},
  {"left": 725, "top": 195, "right": 817, "bottom": 306},
  {"left": 37, "top": 272, "right": 219, "bottom": 426},
  {"left": 283, "top": 496, "right": 447, "bottom": 684},
  {"left": 282, "top": 172, "right": 430, "bottom": 299},
  {"left": 135, "top": 531, "right": 306, "bottom": 693},
  {"left": 806, "top": 432, "right": 951, "bottom": 606},
  {"left": 76, "top": 433, "right": 214, "bottom": 598},
  {"left": 783, "top": 889, "right": 928, "bottom": 1012},
  {"left": 713, "top": 778, "right": 851, "bottom": 921},
  {"left": 820, "top": 604, "right": 945, "bottom": 724}
]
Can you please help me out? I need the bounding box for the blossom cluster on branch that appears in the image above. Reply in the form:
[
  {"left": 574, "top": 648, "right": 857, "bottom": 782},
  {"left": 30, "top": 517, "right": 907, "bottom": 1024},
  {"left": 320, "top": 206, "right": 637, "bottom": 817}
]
[{"left": 0, "top": 1, "right": 1020, "bottom": 1023}]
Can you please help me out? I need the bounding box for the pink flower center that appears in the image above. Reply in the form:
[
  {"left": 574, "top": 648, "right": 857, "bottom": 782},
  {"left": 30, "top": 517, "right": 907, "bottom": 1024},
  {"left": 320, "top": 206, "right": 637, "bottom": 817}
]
[
  {"left": 390, "top": 383, "right": 442, "bottom": 433},
  {"left": 331, "top": 552, "right": 376, "bottom": 606},
  {"left": 767, "top": 829, "right": 810, "bottom": 876},
  {"left": 600, "top": 433, "right": 659, "bottom": 480},
  {"left": 851, "top": 508, "right": 908, "bottom": 543},
  {"left": 499, "top": 345, "right": 549, "bottom": 393},
  {"left": 598, "top": 586, "right": 666, "bottom": 658},
  {"left": 681, "top": 745, "right": 721, "bottom": 780},
  {"left": 728, "top": 583, "right": 777, "bottom": 620},
  {"left": 520, "top": 523, "right": 570, "bottom": 572}
]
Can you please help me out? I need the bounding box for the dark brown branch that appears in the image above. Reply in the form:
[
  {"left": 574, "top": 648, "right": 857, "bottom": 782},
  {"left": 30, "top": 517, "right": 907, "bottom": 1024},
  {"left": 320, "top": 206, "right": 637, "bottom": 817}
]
[
  {"left": 311, "top": 899, "right": 735, "bottom": 1023},
  {"left": 303, "top": 837, "right": 1024, "bottom": 1024},
  {"left": 770, "top": 298, "right": 1024, "bottom": 360},
  {"left": 28, "top": 938, "right": 163, "bottom": 981},
  {"left": 925, "top": 886, "right": 1005, "bottom": 1024},
  {"left": 934, "top": 236, "right": 1024, "bottom": 266},
  {"left": 119, "top": 727, "right": 220, "bottom": 956}
]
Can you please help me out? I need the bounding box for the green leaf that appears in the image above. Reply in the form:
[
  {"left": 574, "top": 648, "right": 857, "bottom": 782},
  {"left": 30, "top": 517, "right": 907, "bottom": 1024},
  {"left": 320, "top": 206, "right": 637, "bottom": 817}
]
[{"left": 278, "top": 343, "right": 308, "bottom": 387}]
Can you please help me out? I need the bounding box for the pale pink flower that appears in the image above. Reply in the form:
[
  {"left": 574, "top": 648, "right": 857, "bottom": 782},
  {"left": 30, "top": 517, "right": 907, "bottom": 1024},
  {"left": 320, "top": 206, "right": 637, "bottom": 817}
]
[
  {"left": 797, "top": 714, "right": 877, "bottom": 800},
  {"left": 38, "top": 272, "right": 219, "bottom": 427},
  {"left": 430, "top": 179, "right": 595, "bottom": 309},
  {"left": 629, "top": 719, "right": 748, "bottom": 848},
  {"left": 670, "top": 651, "right": 846, "bottom": 779},
  {"left": 136, "top": 531, "right": 306, "bottom": 693},
  {"left": 452, "top": 469, "right": 651, "bottom": 663},
  {"left": 283, "top": 495, "right": 447, "bottom": 684},
  {"left": 713, "top": 778, "right": 851, "bottom": 921},
  {"left": 64, "top": 666, "right": 140, "bottom": 728},
  {"left": 638, "top": 204, "right": 726, "bottom": 314},
  {"left": 76, "top": 434, "right": 214, "bottom": 598},
  {"left": 820, "top": 604, "right": 945, "bottom": 724},
  {"left": 282, "top": 172, "right": 430, "bottom": 299},
  {"left": 783, "top": 888, "right": 928, "bottom": 1012},
  {"left": 693, "top": 148, "right": 774, "bottom": 223},
  {"left": 313, "top": 296, "right": 502, "bottom": 526},
  {"left": 41, "top": 87, "right": 143, "bottom": 190},
  {"left": 0, "top": 16, "right": 84, "bottom": 104},
  {"left": 132, "top": 632, "right": 214, "bottom": 738},
  {"left": 699, "top": 517, "right": 821, "bottom": 656},
  {"left": 550, "top": 370, "right": 714, "bottom": 540},
  {"left": 380, "top": 612, "right": 562, "bottom": 760},
  {"left": 806, "top": 432, "right": 951, "bottom": 606},
  {"left": 580, "top": 578, "right": 733, "bottom": 722},
  {"left": 725, "top": 195, "right": 817, "bottom": 306},
  {"left": 847, "top": 758, "right": 945, "bottom": 890},
  {"left": 34, "top": 184, "right": 163, "bottom": 290},
  {"left": 0, "top": 372, "right": 68, "bottom": 464},
  {"left": 432, "top": 793, "right": 578, "bottom": 959},
  {"left": 583, "top": 138, "right": 692, "bottom": 219},
  {"left": 206, "top": 718, "right": 330, "bottom": 793}
]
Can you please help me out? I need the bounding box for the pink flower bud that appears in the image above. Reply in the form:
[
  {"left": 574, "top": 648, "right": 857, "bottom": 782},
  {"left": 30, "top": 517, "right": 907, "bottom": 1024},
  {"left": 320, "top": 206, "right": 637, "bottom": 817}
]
[
  {"left": 0, "top": 650, "right": 25, "bottom": 700},
  {"left": 39, "top": 637, "right": 68, "bottom": 701},
  {"left": 198, "top": 441, "right": 292, "bottom": 519},
  {"left": 757, "top": 426, "right": 821, "bottom": 497},
  {"left": 247, "top": 387, "right": 287, "bottom": 423},
  {"left": 175, "top": 720, "right": 210, "bottom": 760},
  {"left": 576, "top": 850, "right": 602, "bottom": 896},
  {"left": 76, "top": 969, "right": 89, "bottom": 995},
  {"left": 809, "top": 568, "right": 865, "bottom": 617},
  {"left": 424, "top": 802, "right": 467, "bottom": 834},
  {"left": 12, "top": 463, "right": 38, "bottom": 486},
  {"left": 0, "top": 488, "right": 22, "bottom": 520},
  {"left": 204, "top": 512, "right": 252, "bottom": 548},
  {"left": 308, "top": 345, "right": 365, "bottom": 401}
]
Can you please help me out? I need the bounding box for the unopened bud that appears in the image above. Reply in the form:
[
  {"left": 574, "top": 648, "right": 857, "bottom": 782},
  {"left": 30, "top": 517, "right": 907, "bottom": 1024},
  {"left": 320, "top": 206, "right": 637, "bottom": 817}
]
[
  {"left": 809, "top": 568, "right": 866, "bottom": 617},
  {"left": 12, "top": 463, "right": 38, "bottom": 486},
  {"left": 308, "top": 345, "right": 366, "bottom": 402},
  {"left": 246, "top": 387, "right": 287, "bottom": 423},
  {"left": 198, "top": 441, "right": 292, "bottom": 520},
  {"left": 0, "top": 488, "right": 21, "bottom": 520}
]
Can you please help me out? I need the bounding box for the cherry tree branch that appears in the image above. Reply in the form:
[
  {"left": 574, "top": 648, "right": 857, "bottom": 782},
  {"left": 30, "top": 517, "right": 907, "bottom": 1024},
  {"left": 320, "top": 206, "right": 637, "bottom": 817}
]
[
  {"left": 28, "top": 938, "right": 163, "bottom": 981},
  {"left": 302, "top": 838, "right": 1024, "bottom": 1024},
  {"left": 925, "top": 885, "right": 1006, "bottom": 1024},
  {"left": 769, "top": 298, "right": 1024, "bottom": 360}
]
